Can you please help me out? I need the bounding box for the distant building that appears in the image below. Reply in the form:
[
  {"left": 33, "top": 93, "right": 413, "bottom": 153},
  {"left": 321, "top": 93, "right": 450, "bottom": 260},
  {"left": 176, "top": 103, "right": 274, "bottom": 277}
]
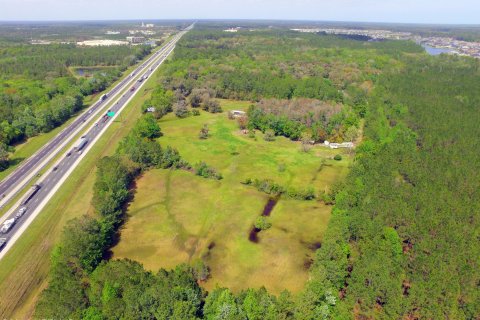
[
  {"left": 146, "top": 107, "right": 156, "bottom": 113},
  {"left": 224, "top": 27, "right": 241, "bottom": 33},
  {"left": 126, "top": 36, "right": 146, "bottom": 44}
]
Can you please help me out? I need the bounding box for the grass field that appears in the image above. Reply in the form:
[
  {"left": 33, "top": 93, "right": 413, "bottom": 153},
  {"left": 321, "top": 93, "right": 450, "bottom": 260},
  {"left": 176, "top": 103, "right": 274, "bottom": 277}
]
[
  {"left": 112, "top": 101, "right": 352, "bottom": 294},
  {"left": 0, "top": 61, "right": 164, "bottom": 319}
]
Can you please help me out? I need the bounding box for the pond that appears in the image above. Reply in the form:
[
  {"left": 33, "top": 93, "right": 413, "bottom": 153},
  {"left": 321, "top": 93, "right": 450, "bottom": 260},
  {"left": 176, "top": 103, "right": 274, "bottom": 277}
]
[{"left": 422, "top": 44, "right": 455, "bottom": 56}]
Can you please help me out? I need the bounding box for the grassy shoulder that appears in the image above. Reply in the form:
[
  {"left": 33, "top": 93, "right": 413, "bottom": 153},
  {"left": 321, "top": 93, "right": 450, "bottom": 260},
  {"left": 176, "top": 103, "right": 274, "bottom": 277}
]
[
  {"left": 112, "top": 101, "right": 352, "bottom": 294},
  {"left": 0, "top": 62, "right": 162, "bottom": 319}
]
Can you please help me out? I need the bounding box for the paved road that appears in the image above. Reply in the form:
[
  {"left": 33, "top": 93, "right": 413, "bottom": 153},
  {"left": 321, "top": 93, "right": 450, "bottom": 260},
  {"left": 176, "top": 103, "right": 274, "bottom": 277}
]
[
  {"left": 0, "top": 29, "right": 186, "bottom": 210},
  {"left": 0, "top": 25, "right": 192, "bottom": 255}
]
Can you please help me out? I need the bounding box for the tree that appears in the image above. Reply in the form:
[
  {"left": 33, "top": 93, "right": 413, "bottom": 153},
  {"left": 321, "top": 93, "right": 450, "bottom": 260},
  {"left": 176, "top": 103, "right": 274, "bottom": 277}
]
[
  {"left": 134, "top": 114, "right": 162, "bottom": 139},
  {"left": 203, "top": 98, "right": 222, "bottom": 113},
  {"left": 189, "top": 91, "right": 203, "bottom": 108},
  {"left": 174, "top": 101, "right": 190, "bottom": 118},
  {"left": 203, "top": 288, "right": 243, "bottom": 320},
  {"left": 61, "top": 215, "right": 106, "bottom": 272},
  {"left": 0, "top": 143, "right": 10, "bottom": 171}
]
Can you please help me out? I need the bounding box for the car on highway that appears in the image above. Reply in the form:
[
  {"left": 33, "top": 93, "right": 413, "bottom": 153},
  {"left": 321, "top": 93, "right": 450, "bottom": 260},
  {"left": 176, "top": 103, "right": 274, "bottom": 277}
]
[
  {"left": 1, "top": 218, "right": 15, "bottom": 234},
  {"left": 15, "top": 207, "right": 27, "bottom": 219},
  {"left": 130, "top": 86, "right": 136, "bottom": 92},
  {"left": 66, "top": 151, "right": 72, "bottom": 157},
  {"left": 0, "top": 238, "right": 7, "bottom": 251}
]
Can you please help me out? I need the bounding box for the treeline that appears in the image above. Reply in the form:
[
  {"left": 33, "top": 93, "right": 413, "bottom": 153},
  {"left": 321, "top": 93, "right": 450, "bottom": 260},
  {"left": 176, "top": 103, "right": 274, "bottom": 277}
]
[
  {"left": 0, "top": 44, "right": 151, "bottom": 78},
  {"left": 35, "top": 114, "right": 228, "bottom": 319},
  {"left": 247, "top": 99, "right": 360, "bottom": 142},
  {"left": 159, "top": 28, "right": 421, "bottom": 103},
  {"left": 0, "top": 44, "right": 152, "bottom": 171},
  {"left": 309, "top": 54, "right": 480, "bottom": 319}
]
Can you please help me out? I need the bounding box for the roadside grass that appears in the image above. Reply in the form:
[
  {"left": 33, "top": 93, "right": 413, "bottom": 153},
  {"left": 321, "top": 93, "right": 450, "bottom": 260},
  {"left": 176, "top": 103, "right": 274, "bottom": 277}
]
[
  {"left": 0, "top": 62, "right": 162, "bottom": 319},
  {"left": 112, "top": 101, "right": 352, "bottom": 294}
]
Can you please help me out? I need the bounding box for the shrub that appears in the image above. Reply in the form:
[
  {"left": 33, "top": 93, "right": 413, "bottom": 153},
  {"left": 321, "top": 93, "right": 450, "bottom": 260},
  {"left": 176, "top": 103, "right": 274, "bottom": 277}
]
[
  {"left": 263, "top": 129, "right": 275, "bottom": 142},
  {"left": 334, "top": 154, "right": 342, "bottom": 161},
  {"left": 287, "top": 186, "right": 316, "bottom": 200},
  {"left": 199, "top": 124, "right": 209, "bottom": 139},
  {"left": 195, "top": 162, "right": 222, "bottom": 180},
  {"left": 254, "top": 216, "right": 272, "bottom": 231},
  {"left": 192, "top": 109, "right": 200, "bottom": 116},
  {"left": 191, "top": 259, "right": 210, "bottom": 281}
]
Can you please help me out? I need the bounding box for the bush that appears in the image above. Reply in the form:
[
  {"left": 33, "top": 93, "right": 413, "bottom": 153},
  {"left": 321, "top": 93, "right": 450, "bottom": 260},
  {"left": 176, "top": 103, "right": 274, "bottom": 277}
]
[
  {"left": 286, "top": 186, "right": 316, "bottom": 200},
  {"left": 191, "top": 259, "right": 210, "bottom": 281},
  {"left": 203, "top": 99, "right": 222, "bottom": 113},
  {"left": 263, "top": 129, "right": 275, "bottom": 142},
  {"left": 254, "top": 216, "right": 272, "bottom": 231},
  {"left": 334, "top": 154, "right": 342, "bottom": 161},
  {"left": 192, "top": 109, "right": 200, "bottom": 116},
  {"left": 195, "top": 162, "right": 222, "bottom": 180},
  {"left": 199, "top": 124, "right": 209, "bottom": 139}
]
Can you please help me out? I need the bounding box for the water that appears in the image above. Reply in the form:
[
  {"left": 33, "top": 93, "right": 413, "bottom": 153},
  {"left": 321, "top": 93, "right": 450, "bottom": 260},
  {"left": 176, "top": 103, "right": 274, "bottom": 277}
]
[{"left": 422, "top": 44, "right": 454, "bottom": 56}]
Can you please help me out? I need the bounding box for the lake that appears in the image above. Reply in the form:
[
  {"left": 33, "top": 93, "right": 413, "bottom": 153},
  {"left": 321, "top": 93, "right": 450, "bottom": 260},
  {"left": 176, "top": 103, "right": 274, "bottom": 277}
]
[{"left": 422, "top": 44, "right": 455, "bottom": 56}]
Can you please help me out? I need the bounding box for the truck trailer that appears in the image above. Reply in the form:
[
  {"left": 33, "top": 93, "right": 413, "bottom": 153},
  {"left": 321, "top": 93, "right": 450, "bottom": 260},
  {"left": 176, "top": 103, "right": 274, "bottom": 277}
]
[
  {"left": 75, "top": 137, "right": 88, "bottom": 151},
  {"left": 21, "top": 184, "right": 41, "bottom": 206},
  {"left": 1, "top": 218, "right": 15, "bottom": 234}
]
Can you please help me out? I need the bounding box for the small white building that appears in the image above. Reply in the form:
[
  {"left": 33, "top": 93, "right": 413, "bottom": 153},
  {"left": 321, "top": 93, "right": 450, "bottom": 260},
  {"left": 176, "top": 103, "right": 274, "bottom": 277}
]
[
  {"left": 126, "top": 36, "right": 146, "bottom": 44},
  {"left": 146, "top": 107, "right": 156, "bottom": 113},
  {"left": 325, "top": 141, "right": 354, "bottom": 149}
]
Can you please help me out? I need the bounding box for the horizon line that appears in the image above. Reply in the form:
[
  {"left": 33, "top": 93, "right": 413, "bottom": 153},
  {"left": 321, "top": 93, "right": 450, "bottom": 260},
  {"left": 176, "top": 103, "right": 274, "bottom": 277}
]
[{"left": 0, "top": 18, "right": 478, "bottom": 27}]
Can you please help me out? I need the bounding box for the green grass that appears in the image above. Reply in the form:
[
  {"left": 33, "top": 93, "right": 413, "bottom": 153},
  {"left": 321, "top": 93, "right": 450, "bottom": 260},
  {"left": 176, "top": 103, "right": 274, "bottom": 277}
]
[
  {"left": 112, "top": 101, "right": 352, "bottom": 294},
  {"left": 0, "top": 59, "right": 164, "bottom": 319}
]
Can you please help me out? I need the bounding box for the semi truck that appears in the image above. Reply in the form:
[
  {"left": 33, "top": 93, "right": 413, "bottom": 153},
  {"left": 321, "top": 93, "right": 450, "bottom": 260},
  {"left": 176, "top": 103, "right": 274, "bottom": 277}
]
[
  {"left": 75, "top": 137, "right": 88, "bottom": 151},
  {"left": 21, "top": 184, "right": 41, "bottom": 206},
  {"left": 1, "top": 218, "right": 15, "bottom": 234}
]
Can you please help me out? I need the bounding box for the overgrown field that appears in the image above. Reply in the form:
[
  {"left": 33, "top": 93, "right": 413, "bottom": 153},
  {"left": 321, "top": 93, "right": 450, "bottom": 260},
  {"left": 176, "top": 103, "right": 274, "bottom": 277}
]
[{"left": 112, "top": 101, "right": 351, "bottom": 293}]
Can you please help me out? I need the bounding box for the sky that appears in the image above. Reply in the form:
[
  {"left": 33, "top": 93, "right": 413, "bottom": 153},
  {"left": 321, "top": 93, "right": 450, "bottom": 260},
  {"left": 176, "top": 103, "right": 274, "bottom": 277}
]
[{"left": 0, "top": 0, "right": 479, "bottom": 24}]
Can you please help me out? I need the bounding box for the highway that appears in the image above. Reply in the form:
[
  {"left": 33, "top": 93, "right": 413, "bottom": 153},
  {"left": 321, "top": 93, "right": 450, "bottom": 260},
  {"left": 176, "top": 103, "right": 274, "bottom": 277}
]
[
  {"left": 0, "top": 27, "right": 186, "bottom": 211},
  {"left": 0, "top": 25, "right": 193, "bottom": 257}
]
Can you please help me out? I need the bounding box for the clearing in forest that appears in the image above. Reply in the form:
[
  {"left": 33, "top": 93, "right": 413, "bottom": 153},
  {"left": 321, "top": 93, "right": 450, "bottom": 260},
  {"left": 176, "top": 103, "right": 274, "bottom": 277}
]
[{"left": 112, "top": 100, "right": 351, "bottom": 293}]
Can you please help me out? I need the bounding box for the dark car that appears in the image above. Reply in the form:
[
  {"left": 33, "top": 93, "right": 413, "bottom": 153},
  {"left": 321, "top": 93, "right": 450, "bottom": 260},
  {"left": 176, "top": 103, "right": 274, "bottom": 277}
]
[{"left": 0, "top": 238, "right": 7, "bottom": 250}]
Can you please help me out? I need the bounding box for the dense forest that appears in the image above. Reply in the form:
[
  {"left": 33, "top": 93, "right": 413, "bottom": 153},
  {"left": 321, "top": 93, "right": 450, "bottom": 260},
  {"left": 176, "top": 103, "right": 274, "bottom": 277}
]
[
  {"left": 309, "top": 54, "right": 480, "bottom": 319},
  {"left": 147, "top": 28, "right": 421, "bottom": 143},
  {"left": 0, "top": 43, "right": 152, "bottom": 171},
  {"left": 35, "top": 27, "right": 480, "bottom": 319}
]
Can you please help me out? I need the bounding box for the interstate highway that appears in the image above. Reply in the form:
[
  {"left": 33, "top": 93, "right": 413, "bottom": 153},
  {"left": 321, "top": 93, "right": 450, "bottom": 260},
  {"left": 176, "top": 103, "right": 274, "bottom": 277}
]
[
  {"left": 0, "top": 29, "right": 185, "bottom": 210},
  {"left": 0, "top": 26, "right": 191, "bottom": 258}
]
